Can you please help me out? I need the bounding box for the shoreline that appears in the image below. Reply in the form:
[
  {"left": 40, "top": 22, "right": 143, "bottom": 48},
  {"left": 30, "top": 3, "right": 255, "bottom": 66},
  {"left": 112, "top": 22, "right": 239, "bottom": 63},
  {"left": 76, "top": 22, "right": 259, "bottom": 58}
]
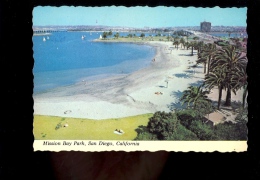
[
  {"left": 33, "top": 40, "right": 243, "bottom": 120},
  {"left": 34, "top": 40, "right": 203, "bottom": 119}
]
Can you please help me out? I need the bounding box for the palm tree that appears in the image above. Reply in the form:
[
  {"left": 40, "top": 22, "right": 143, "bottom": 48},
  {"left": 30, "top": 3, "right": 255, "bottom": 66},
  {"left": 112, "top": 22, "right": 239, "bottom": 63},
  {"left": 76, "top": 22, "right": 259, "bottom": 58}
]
[
  {"left": 180, "top": 85, "right": 211, "bottom": 110},
  {"left": 211, "top": 45, "right": 247, "bottom": 106},
  {"left": 180, "top": 37, "right": 185, "bottom": 49},
  {"left": 114, "top": 32, "right": 119, "bottom": 39},
  {"left": 201, "top": 43, "right": 217, "bottom": 75},
  {"left": 173, "top": 40, "right": 180, "bottom": 50},
  {"left": 189, "top": 41, "right": 197, "bottom": 56},
  {"left": 102, "top": 32, "right": 108, "bottom": 39},
  {"left": 196, "top": 41, "right": 204, "bottom": 54},
  {"left": 230, "top": 66, "right": 248, "bottom": 109},
  {"left": 204, "top": 68, "right": 227, "bottom": 110},
  {"left": 185, "top": 42, "right": 190, "bottom": 50},
  {"left": 196, "top": 51, "right": 208, "bottom": 74}
]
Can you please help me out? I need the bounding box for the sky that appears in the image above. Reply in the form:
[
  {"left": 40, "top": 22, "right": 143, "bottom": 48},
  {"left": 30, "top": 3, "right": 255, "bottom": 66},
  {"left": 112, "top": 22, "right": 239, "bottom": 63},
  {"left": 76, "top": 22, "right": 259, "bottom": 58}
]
[{"left": 33, "top": 6, "right": 247, "bottom": 27}]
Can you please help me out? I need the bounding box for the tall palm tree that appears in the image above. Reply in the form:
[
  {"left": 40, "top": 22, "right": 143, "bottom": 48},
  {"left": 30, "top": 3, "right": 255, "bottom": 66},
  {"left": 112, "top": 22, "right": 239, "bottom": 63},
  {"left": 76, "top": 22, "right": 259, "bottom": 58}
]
[
  {"left": 185, "top": 42, "right": 190, "bottom": 50},
  {"left": 196, "top": 51, "right": 208, "bottom": 74},
  {"left": 189, "top": 41, "right": 197, "bottom": 56},
  {"left": 173, "top": 40, "right": 180, "bottom": 50},
  {"left": 202, "top": 43, "right": 217, "bottom": 75},
  {"left": 197, "top": 41, "right": 204, "bottom": 54},
  {"left": 204, "top": 68, "right": 227, "bottom": 110},
  {"left": 211, "top": 45, "right": 247, "bottom": 106},
  {"left": 230, "top": 66, "right": 248, "bottom": 108},
  {"left": 180, "top": 37, "right": 185, "bottom": 49},
  {"left": 180, "top": 85, "right": 211, "bottom": 110}
]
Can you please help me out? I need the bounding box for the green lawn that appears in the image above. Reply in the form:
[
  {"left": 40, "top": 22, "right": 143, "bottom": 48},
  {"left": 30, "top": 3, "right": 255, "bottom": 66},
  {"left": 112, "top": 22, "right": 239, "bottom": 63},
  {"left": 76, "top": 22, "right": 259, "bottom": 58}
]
[{"left": 34, "top": 114, "right": 153, "bottom": 140}]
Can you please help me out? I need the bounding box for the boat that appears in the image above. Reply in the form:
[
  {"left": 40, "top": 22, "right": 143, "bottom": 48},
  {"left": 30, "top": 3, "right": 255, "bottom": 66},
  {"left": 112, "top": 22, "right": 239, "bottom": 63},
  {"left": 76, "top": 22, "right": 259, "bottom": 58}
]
[
  {"left": 81, "top": 35, "right": 85, "bottom": 40},
  {"left": 47, "top": 36, "right": 49, "bottom": 40},
  {"left": 43, "top": 37, "right": 46, "bottom": 42},
  {"left": 99, "top": 35, "right": 102, "bottom": 39}
]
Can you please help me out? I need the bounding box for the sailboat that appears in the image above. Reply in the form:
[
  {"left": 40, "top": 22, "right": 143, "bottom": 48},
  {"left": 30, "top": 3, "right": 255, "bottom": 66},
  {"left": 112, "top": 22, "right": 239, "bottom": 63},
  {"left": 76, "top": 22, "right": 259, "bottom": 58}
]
[
  {"left": 81, "top": 35, "right": 85, "bottom": 40},
  {"left": 43, "top": 37, "right": 46, "bottom": 42}
]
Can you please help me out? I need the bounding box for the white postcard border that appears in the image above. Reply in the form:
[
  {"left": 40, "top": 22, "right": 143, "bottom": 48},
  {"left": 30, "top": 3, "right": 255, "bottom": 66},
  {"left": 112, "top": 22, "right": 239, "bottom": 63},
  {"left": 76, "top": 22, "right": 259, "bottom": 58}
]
[{"left": 34, "top": 140, "right": 247, "bottom": 152}]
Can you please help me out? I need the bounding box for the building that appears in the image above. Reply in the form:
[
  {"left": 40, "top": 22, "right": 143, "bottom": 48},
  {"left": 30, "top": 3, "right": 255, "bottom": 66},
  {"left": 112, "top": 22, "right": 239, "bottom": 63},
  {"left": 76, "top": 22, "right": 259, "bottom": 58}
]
[{"left": 200, "top": 21, "right": 211, "bottom": 32}]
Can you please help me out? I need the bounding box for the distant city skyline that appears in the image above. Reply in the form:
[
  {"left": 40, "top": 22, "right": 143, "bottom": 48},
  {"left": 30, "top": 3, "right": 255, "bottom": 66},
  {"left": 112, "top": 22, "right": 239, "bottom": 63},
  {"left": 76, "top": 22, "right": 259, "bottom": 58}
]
[{"left": 33, "top": 6, "right": 247, "bottom": 28}]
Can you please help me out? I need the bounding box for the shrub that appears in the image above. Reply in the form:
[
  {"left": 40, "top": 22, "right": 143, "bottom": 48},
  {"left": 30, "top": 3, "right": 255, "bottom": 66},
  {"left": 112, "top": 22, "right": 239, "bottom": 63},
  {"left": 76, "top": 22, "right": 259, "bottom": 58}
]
[
  {"left": 134, "top": 131, "right": 157, "bottom": 140},
  {"left": 176, "top": 109, "right": 199, "bottom": 128},
  {"left": 169, "top": 124, "right": 198, "bottom": 140},
  {"left": 189, "top": 120, "right": 217, "bottom": 140},
  {"left": 147, "top": 111, "right": 179, "bottom": 140},
  {"left": 134, "top": 125, "right": 157, "bottom": 140},
  {"left": 214, "top": 121, "right": 247, "bottom": 140},
  {"left": 135, "top": 112, "right": 198, "bottom": 140}
]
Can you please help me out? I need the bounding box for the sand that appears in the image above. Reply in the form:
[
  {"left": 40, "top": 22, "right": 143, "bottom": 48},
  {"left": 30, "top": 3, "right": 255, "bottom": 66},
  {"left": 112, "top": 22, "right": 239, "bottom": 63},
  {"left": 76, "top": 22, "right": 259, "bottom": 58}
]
[{"left": 33, "top": 41, "right": 244, "bottom": 120}]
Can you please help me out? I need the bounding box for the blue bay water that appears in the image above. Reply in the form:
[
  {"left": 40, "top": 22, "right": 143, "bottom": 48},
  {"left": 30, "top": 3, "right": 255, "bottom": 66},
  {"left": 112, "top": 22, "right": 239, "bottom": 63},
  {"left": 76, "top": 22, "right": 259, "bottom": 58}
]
[{"left": 33, "top": 32, "right": 156, "bottom": 93}]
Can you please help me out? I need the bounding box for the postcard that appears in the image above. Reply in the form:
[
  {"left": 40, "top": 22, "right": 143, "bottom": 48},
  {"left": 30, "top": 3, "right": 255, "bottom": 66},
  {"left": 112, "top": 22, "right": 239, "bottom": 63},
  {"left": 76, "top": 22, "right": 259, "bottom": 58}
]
[{"left": 33, "top": 6, "right": 248, "bottom": 152}]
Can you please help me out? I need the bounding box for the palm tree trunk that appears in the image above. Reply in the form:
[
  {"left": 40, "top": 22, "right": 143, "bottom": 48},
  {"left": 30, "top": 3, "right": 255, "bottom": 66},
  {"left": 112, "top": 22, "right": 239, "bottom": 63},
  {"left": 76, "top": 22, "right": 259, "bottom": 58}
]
[
  {"left": 204, "top": 63, "right": 206, "bottom": 73},
  {"left": 207, "top": 56, "right": 211, "bottom": 75},
  {"left": 218, "top": 85, "right": 223, "bottom": 110},
  {"left": 224, "top": 87, "right": 231, "bottom": 106},
  {"left": 191, "top": 47, "right": 193, "bottom": 56}
]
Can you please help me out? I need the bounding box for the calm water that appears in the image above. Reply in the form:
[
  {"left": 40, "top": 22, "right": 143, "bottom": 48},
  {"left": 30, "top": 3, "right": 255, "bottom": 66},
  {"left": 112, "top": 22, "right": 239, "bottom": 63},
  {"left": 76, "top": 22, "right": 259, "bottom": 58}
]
[{"left": 33, "top": 32, "right": 155, "bottom": 93}]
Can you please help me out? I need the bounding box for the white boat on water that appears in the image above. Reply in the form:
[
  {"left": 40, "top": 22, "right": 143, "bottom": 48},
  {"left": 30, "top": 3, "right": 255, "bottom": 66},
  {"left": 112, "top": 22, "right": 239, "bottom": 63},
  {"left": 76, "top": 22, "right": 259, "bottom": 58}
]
[
  {"left": 81, "top": 35, "right": 85, "bottom": 40},
  {"left": 43, "top": 37, "right": 46, "bottom": 42}
]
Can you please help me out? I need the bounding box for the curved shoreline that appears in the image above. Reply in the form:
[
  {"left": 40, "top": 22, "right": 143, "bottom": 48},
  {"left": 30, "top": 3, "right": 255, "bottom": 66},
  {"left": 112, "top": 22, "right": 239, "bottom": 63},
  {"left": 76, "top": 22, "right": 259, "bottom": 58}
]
[{"left": 34, "top": 40, "right": 205, "bottom": 119}]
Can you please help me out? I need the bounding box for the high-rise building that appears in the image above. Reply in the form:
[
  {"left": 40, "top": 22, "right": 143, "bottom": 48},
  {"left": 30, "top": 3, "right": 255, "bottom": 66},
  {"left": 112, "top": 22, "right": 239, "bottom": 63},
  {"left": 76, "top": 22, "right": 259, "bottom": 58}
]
[{"left": 200, "top": 21, "right": 211, "bottom": 32}]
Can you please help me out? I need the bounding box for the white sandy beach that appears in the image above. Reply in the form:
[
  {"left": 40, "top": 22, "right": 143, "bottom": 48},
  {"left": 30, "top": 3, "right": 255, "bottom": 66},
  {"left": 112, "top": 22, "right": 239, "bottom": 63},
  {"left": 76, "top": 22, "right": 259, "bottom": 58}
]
[{"left": 33, "top": 41, "right": 244, "bottom": 120}]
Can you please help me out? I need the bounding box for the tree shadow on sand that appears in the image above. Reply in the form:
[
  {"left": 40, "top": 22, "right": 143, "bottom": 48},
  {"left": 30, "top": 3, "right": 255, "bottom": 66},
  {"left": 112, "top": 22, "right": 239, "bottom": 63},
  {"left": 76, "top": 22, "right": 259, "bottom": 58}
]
[
  {"left": 184, "top": 70, "right": 195, "bottom": 74},
  {"left": 188, "top": 80, "right": 204, "bottom": 87},
  {"left": 170, "top": 90, "right": 183, "bottom": 98},
  {"left": 168, "top": 90, "right": 186, "bottom": 111},
  {"left": 168, "top": 101, "right": 186, "bottom": 111},
  {"left": 174, "top": 73, "right": 192, "bottom": 79}
]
